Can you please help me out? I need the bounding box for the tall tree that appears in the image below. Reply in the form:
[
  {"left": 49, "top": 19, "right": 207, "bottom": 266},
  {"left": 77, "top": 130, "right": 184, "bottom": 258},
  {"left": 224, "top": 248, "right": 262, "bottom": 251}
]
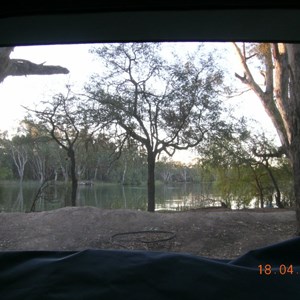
[
  {"left": 0, "top": 47, "right": 69, "bottom": 83},
  {"left": 233, "top": 43, "right": 300, "bottom": 233},
  {"left": 25, "top": 91, "right": 85, "bottom": 206},
  {"left": 85, "top": 43, "right": 229, "bottom": 211}
]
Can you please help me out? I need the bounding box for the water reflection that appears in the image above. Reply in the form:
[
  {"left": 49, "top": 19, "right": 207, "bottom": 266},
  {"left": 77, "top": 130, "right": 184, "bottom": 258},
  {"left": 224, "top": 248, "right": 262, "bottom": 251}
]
[
  {"left": 12, "top": 184, "right": 24, "bottom": 211},
  {"left": 0, "top": 181, "right": 242, "bottom": 213}
]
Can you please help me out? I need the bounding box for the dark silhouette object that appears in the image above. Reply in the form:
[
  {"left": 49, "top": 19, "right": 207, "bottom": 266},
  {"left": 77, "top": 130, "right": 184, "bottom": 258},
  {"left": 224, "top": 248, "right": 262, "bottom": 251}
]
[{"left": 0, "top": 47, "right": 69, "bottom": 83}]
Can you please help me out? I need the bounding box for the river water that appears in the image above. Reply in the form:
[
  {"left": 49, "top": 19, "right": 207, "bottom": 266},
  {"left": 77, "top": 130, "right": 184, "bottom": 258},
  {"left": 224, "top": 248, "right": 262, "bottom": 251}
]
[{"left": 0, "top": 181, "right": 222, "bottom": 212}]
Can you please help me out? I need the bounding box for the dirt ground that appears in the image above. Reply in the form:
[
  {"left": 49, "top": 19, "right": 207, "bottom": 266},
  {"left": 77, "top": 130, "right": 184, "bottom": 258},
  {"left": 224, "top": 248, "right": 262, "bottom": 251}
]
[{"left": 0, "top": 206, "right": 297, "bottom": 259}]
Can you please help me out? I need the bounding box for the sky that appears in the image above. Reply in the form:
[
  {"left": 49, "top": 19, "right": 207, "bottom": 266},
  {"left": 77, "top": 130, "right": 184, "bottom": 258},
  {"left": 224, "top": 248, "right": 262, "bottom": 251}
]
[
  {"left": 0, "top": 44, "right": 97, "bottom": 132},
  {"left": 0, "top": 42, "right": 278, "bottom": 163}
]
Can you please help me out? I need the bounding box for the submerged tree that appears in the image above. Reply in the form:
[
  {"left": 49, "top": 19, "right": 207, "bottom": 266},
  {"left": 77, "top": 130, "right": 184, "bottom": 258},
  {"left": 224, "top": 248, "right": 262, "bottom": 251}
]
[
  {"left": 232, "top": 43, "right": 300, "bottom": 233},
  {"left": 85, "top": 43, "right": 230, "bottom": 211},
  {"left": 25, "top": 91, "right": 86, "bottom": 206}
]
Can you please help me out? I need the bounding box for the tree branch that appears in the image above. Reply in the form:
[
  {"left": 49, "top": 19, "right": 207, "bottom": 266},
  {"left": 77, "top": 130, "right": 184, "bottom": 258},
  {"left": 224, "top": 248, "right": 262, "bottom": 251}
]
[
  {"left": 234, "top": 72, "right": 248, "bottom": 84},
  {"left": 252, "top": 145, "right": 286, "bottom": 159},
  {"left": 232, "top": 42, "right": 290, "bottom": 151},
  {"left": 7, "top": 59, "right": 69, "bottom": 77},
  {"left": 0, "top": 46, "right": 69, "bottom": 83}
]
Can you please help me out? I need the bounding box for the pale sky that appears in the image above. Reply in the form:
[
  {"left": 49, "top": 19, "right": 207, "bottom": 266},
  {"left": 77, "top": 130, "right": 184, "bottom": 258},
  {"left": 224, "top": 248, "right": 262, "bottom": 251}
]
[
  {"left": 0, "top": 44, "right": 97, "bottom": 132},
  {"left": 0, "top": 42, "right": 278, "bottom": 163}
]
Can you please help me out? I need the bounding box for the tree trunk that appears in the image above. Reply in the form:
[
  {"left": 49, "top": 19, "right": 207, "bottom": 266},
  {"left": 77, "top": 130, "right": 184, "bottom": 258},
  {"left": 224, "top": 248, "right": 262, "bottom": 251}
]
[
  {"left": 122, "top": 160, "right": 127, "bottom": 185},
  {"left": 61, "top": 165, "right": 69, "bottom": 183},
  {"left": 68, "top": 148, "right": 78, "bottom": 206},
  {"left": 147, "top": 152, "right": 156, "bottom": 212},
  {"left": 263, "top": 161, "right": 283, "bottom": 208},
  {"left": 233, "top": 43, "right": 300, "bottom": 234},
  {"left": 10, "top": 145, "right": 28, "bottom": 184},
  {"left": 286, "top": 44, "right": 300, "bottom": 234},
  {"left": 93, "top": 158, "right": 100, "bottom": 181},
  {"left": 250, "top": 165, "right": 264, "bottom": 208},
  {"left": 291, "top": 151, "right": 300, "bottom": 234}
]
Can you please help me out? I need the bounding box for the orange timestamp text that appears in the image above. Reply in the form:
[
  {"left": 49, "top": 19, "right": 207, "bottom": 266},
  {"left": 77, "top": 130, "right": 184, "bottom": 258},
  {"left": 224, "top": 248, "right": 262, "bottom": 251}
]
[{"left": 258, "top": 264, "right": 298, "bottom": 275}]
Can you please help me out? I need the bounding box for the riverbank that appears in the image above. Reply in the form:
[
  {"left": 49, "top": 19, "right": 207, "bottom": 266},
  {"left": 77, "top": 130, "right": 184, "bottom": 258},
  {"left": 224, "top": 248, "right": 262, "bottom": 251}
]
[{"left": 0, "top": 206, "right": 297, "bottom": 258}]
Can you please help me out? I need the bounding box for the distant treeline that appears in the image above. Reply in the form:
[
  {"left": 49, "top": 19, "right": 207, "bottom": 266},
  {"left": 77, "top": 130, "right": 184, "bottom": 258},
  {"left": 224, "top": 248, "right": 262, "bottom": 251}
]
[{"left": 0, "top": 125, "right": 294, "bottom": 209}]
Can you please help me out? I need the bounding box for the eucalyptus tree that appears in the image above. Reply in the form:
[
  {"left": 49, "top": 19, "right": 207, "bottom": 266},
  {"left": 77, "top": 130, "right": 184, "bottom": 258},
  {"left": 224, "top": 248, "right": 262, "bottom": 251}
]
[
  {"left": 85, "top": 43, "right": 230, "bottom": 212},
  {"left": 156, "top": 157, "right": 175, "bottom": 183},
  {"left": 85, "top": 133, "right": 115, "bottom": 181},
  {"left": 7, "top": 135, "right": 29, "bottom": 183},
  {"left": 232, "top": 43, "right": 300, "bottom": 233},
  {"left": 25, "top": 91, "right": 88, "bottom": 206},
  {"left": 20, "top": 119, "right": 58, "bottom": 183},
  {"left": 117, "top": 139, "right": 147, "bottom": 185},
  {"left": 250, "top": 133, "right": 287, "bottom": 208},
  {"left": 197, "top": 127, "right": 257, "bottom": 208},
  {"left": 198, "top": 123, "right": 292, "bottom": 209}
]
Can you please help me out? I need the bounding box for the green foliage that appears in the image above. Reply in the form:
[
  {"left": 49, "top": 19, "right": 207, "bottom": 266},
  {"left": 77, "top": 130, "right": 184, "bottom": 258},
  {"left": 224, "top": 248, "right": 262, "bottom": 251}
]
[
  {"left": 86, "top": 43, "right": 231, "bottom": 157},
  {"left": 212, "top": 164, "right": 267, "bottom": 208},
  {"left": 197, "top": 121, "right": 294, "bottom": 208},
  {"left": 0, "top": 166, "right": 13, "bottom": 180}
]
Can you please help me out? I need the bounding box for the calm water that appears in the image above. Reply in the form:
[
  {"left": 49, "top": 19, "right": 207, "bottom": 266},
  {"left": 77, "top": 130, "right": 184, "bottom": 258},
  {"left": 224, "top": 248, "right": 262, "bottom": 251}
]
[{"left": 0, "top": 181, "right": 220, "bottom": 212}]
